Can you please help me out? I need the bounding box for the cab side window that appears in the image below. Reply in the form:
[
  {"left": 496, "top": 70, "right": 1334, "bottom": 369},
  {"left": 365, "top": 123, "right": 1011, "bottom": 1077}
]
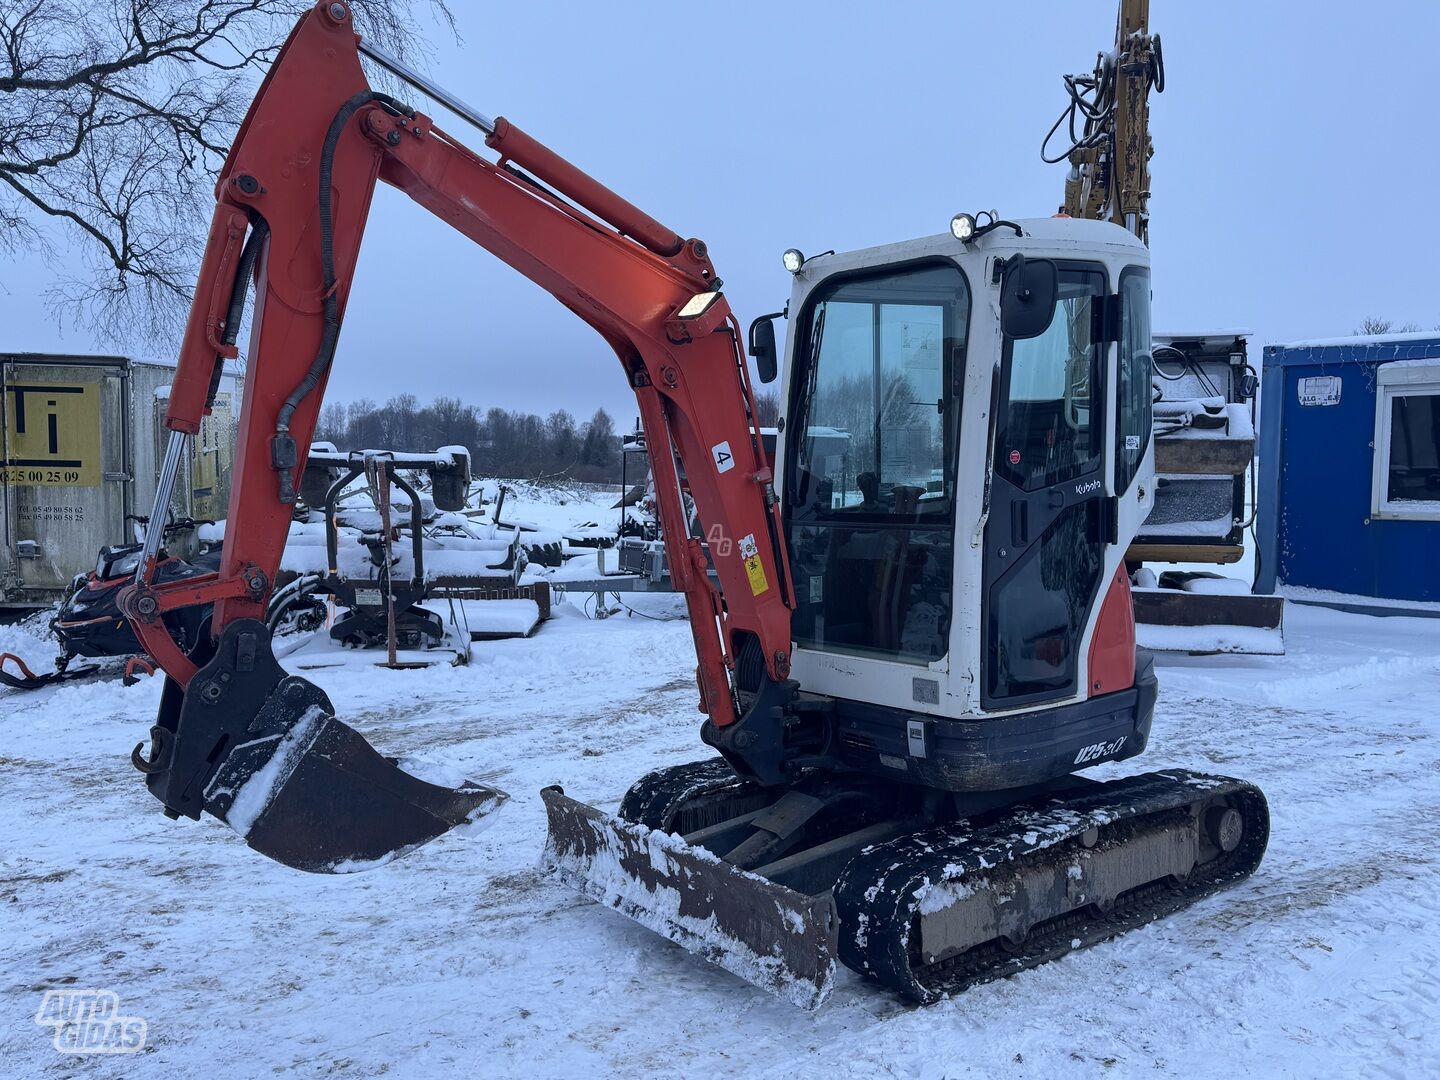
[
  {"left": 1116, "top": 267, "right": 1152, "bottom": 493},
  {"left": 994, "top": 270, "right": 1105, "bottom": 492}
]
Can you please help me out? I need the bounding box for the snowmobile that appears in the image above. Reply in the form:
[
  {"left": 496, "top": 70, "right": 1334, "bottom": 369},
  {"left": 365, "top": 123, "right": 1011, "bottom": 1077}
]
[
  {"left": 114, "top": 0, "right": 1267, "bottom": 1012},
  {"left": 1, "top": 517, "right": 219, "bottom": 691}
]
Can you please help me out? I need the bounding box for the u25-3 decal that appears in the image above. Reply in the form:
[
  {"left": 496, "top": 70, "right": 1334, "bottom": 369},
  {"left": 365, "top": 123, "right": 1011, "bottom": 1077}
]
[{"left": 1073, "top": 736, "right": 1127, "bottom": 765}]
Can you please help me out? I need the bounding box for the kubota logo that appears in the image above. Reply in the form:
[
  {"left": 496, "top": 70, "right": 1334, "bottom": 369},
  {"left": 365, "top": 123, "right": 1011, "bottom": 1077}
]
[
  {"left": 1074, "top": 479, "right": 1103, "bottom": 496},
  {"left": 34, "top": 989, "right": 147, "bottom": 1054}
]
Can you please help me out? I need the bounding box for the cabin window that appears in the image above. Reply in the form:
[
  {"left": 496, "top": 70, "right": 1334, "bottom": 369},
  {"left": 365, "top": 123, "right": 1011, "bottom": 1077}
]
[
  {"left": 1116, "top": 267, "right": 1151, "bottom": 493},
  {"left": 785, "top": 262, "right": 969, "bottom": 664},
  {"left": 1372, "top": 360, "right": 1440, "bottom": 522}
]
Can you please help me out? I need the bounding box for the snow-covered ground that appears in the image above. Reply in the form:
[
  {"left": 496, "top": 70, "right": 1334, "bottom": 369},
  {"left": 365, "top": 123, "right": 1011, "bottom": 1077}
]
[{"left": 3, "top": 599, "right": 1439, "bottom": 1077}]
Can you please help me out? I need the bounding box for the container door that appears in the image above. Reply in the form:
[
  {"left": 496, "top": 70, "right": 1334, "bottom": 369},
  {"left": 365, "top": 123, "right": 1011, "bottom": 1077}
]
[{"left": 2, "top": 360, "right": 128, "bottom": 600}]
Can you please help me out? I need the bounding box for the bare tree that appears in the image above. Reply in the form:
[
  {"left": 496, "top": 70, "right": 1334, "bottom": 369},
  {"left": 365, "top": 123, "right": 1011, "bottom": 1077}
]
[
  {"left": 753, "top": 390, "right": 780, "bottom": 428},
  {"left": 314, "top": 396, "right": 624, "bottom": 483},
  {"left": 1, "top": 0, "right": 453, "bottom": 342},
  {"left": 1355, "top": 317, "right": 1421, "bottom": 336}
]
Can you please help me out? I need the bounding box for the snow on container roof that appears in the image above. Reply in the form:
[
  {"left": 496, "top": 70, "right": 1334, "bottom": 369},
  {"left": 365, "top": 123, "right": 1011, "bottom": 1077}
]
[
  {"left": 130, "top": 355, "right": 246, "bottom": 377},
  {"left": 1263, "top": 332, "right": 1440, "bottom": 367}
]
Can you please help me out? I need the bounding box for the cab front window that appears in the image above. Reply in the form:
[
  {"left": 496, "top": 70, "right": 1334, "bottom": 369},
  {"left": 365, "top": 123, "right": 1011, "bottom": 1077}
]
[{"left": 784, "top": 262, "right": 969, "bottom": 664}]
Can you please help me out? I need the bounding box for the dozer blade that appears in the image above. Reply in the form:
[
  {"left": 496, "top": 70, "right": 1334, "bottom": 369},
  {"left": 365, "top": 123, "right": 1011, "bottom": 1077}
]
[
  {"left": 540, "top": 785, "right": 839, "bottom": 1011},
  {"left": 135, "top": 619, "right": 507, "bottom": 872},
  {"left": 1133, "top": 586, "right": 1285, "bottom": 655}
]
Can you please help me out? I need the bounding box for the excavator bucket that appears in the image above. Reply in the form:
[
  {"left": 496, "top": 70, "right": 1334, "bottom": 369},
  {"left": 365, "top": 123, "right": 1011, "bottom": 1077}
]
[
  {"left": 135, "top": 620, "right": 506, "bottom": 872},
  {"left": 539, "top": 785, "right": 839, "bottom": 1010}
]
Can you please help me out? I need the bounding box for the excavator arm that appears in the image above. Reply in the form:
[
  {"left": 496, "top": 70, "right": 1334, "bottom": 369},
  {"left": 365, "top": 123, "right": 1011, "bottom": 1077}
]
[
  {"left": 1046, "top": 0, "right": 1162, "bottom": 243},
  {"left": 122, "top": 1, "right": 794, "bottom": 871}
]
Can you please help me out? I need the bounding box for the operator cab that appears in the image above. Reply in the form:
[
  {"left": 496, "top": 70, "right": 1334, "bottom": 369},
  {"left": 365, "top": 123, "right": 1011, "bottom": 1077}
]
[{"left": 761, "top": 216, "right": 1157, "bottom": 789}]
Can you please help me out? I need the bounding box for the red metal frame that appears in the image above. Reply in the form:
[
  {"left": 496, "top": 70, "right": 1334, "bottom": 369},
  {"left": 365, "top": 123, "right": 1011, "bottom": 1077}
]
[{"left": 126, "top": 3, "right": 792, "bottom": 725}]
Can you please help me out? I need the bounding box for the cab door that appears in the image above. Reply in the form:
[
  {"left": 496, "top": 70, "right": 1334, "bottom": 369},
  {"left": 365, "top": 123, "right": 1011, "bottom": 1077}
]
[
  {"left": 982, "top": 264, "right": 1115, "bottom": 710},
  {"left": 783, "top": 262, "right": 970, "bottom": 668}
]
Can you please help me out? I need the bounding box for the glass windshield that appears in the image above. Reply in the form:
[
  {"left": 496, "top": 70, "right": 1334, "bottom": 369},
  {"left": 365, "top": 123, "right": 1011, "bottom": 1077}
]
[
  {"left": 784, "top": 262, "right": 969, "bottom": 665},
  {"left": 789, "top": 264, "right": 966, "bottom": 522}
]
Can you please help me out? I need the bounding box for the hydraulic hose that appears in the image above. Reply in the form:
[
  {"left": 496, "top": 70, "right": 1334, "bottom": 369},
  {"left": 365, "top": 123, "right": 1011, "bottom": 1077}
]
[
  {"left": 205, "top": 216, "right": 270, "bottom": 410},
  {"left": 271, "top": 90, "right": 412, "bottom": 502}
]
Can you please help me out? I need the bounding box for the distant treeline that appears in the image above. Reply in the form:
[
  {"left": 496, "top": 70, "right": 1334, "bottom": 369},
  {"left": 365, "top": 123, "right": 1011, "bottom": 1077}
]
[
  {"left": 316, "top": 396, "right": 622, "bottom": 483},
  {"left": 315, "top": 390, "right": 782, "bottom": 484}
]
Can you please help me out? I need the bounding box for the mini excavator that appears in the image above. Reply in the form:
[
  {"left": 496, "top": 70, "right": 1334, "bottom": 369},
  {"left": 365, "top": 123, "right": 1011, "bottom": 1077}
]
[{"left": 123, "top": 0, "right": 1266, "bottom": 1008}]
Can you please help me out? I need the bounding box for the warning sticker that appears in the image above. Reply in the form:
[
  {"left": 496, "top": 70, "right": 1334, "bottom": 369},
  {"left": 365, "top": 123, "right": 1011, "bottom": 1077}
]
[
  {"left": 738, "top": 532, "right": 768, "bottom": 596},
  {"left": 2, "top": 382, "right": 101, "bottom": 485},
  {"left": 712, "top": 440, "right": 735, "bottom": 474},
  {"left": 744, "top": 555, "right": 769, "bottom": 596}
]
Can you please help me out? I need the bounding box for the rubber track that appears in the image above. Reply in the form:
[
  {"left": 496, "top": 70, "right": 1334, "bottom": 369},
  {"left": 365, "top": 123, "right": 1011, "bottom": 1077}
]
[
  {"left": 832, "top": 769, "right": 1269, "bottom": 1003},
  {"left": 617, "top": 757, "right": 756, "bottom": 832}
]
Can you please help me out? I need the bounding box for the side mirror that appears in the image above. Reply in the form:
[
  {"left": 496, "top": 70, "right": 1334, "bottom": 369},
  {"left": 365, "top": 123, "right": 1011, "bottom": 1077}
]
[
  {"left": 1000, "top": 253, "right": 1058, "bottom": 340},
  {"left": 748, "top": 314, "right": 780, "bottom": 384}
]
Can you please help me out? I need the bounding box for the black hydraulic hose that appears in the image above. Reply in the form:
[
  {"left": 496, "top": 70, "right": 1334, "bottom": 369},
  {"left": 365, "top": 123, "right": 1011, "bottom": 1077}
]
[
  {"left": 1041, "top": 55, "right": 1115, "bottom": 165},
  {"left": 206, "top": 216, "right": 270, "bottom": 410},
  {"left": 222, "top": 219, "right": 268, "bottom": 349},
  {"left": 270, "top": 90, "right": 412, "bottom": 502}
]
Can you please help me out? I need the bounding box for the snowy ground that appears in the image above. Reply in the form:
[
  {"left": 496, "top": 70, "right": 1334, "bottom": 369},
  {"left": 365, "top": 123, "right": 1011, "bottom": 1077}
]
[{"left": 3, "top": 598, "right": 1439, "bottom": 1078}]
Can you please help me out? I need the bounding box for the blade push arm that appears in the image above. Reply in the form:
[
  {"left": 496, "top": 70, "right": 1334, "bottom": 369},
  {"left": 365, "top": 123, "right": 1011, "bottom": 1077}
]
[{"left": 127, "top": 1, "right": 793, "bottom": 730}]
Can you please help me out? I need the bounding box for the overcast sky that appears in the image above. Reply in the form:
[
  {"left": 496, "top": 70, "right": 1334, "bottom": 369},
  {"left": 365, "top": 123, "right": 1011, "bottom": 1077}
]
[{"left": 3, "top": 0, "right": 1437, "bottom": 429}]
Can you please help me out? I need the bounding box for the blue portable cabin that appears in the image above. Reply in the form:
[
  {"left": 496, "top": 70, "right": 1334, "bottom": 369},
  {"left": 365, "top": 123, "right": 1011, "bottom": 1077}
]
[{"left": 1256, "top": 332, "right": 1440, "bottom": 613}]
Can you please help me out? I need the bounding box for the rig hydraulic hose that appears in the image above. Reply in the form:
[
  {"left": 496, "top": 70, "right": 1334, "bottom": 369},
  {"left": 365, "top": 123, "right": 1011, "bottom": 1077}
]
[
  {"left": 271, "top": 90, "right": 411, "bottom": 502},
  {"left": 205, "top": 216, "right": 270, "bottom": 410}
]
